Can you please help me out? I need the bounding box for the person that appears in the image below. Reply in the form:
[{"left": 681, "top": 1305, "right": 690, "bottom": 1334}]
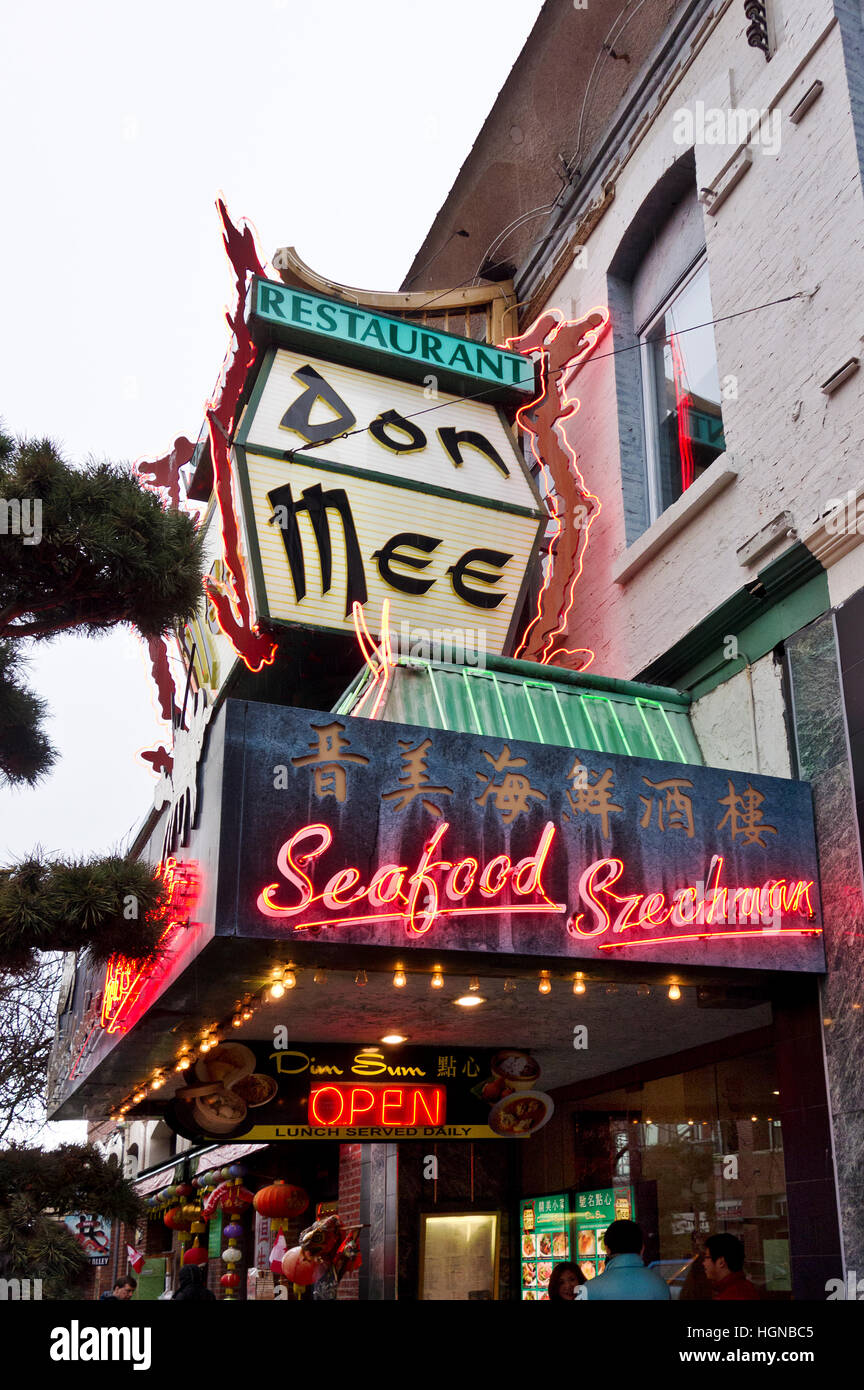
[
  {"left": 584, "top": 1220, "right": 671, "bottom": 1301},
  {"left": 172, "top": 1265, "right": 215, "bottom": 1300},
  {"left": 99, "top": 1276, "right": 136, "bottom": 1301},
  {"left": 703, "top": 1233, "right": 761, "bottom": 1301},
  {"left": 548, "top": 1262, "right": 586, "bottom": 1301}
]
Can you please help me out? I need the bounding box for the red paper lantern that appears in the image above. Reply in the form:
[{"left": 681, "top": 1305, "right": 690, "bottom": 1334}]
[
  {"left": 164, "top": 1206, "right": 189, "bottom": 1231},
  {"left": 253, "top": 1181, "right": 309, "bottom": 1220},
  {"left": 220, "top": 1272, "right": 240, "bottom": 1289},
  {"left": 281, "top": 1245, "right": 320, "bottom": 1287}
]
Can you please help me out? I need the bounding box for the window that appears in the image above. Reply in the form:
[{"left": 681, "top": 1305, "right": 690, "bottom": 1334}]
[{"left": 640, "top": 258, "right": 726, "bottom": 521}]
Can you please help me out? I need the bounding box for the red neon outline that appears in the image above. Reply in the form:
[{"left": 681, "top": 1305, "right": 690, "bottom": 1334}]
[
  {"left": 599, "top": 928, "right": 823, "bottom": 950},
  {"left": 506, "top": 307, "right": 611, "bottom": 666},
  {"left": 100, "top": 859, "right": 201, "bottom": 1034},
  {"left": 203, "top": 200, "right": 278, "bottom": 674},
  {"left": 351, "top": 600, "right": 395, "bottom": 719}
]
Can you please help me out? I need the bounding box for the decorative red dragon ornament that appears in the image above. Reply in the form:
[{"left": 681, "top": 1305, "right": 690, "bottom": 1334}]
[{"left": 507, "top": 305, "right": 610, "bottom": 670}]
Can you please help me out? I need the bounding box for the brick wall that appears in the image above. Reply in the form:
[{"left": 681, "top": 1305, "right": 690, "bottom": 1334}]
[{"left": 337, "top": 1144, "right": 363, "bottom": 1300}]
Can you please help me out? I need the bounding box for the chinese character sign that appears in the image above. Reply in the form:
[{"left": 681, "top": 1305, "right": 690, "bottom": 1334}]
[{"left": 221, "top": 701, "right": 824, "bottom": 972}]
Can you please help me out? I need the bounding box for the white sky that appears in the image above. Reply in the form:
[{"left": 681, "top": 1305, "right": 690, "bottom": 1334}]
[{"left": 0, "top": 0, "right": 545, "bottom": 865}]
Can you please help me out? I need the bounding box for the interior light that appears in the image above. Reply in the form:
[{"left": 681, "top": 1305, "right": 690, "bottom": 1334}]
[
  {"left": 231, "top": 1013, "right": 243, "bottom": 1028},
  {"left": 668, "top": 983, "right": 682, "bottom": 1001},
  {"left": 283, "top": 968, "right": 296, "bottom": 990},
  {"left": 573, "top": 974, "right": 586, "bottom": 995},
  {"left": 431, "top": 966, "right": 444, "bottom": 989},
  {"left": 175, "top": 1056, "right": 191, "bottom": 1072},
  {"left": 269, "top": 979, "right": 285, "bottom": 1000},
  {"left": 380, "top": 1033, "right": 407, "bottom": 1045},
  {"left": 133, "top": 1090, "right": 146, "bottom": 1104},
  {"left": 393, "top": 965, "right": 407, "bottom": 988},
  {"left": 150, "top": 1073, "right": 166, "bottom": 1091},
  {"left": 539, "top": 971, "right": 551, "bottom": 995},
  {"left": 454, "top": 994, "right": 485, "bottom": 1007}
]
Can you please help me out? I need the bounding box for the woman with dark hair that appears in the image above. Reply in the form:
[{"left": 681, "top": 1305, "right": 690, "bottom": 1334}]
[{"left": 547, "top": 1262, "right": 586, "bottom": 1301}]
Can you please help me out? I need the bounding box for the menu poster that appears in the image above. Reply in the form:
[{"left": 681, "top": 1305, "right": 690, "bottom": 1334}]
[
  {"left": 573, "top": 1187, "right": 635, "bottom": 1282},
  {"left": 520, "top": 1194, "right": 570, "bottom": 1300},
  {"left": 419, "top": 1212, "right": 500, "bottom": 1300}
]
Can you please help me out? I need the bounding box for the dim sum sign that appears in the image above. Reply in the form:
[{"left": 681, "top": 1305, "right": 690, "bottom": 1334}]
[
  {"left": 223, "top": 703, "right": 825, "bottom": 973},
  {"left": 165, "top": 1042, "right": 551, "bottom": 1142}
]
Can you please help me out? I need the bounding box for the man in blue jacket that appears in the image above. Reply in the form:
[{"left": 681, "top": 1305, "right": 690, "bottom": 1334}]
[{"left": 584, "top": 1220, "right": 671, "bottom": 1300}]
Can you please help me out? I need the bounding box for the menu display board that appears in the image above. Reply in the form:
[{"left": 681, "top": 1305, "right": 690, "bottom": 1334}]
[
  {"left": 520, "top": 1194, "right": 571, "bottom": 1300},
  {"left": 419, "top": 1212, "right": 500, "bottom": 1300},
  {"left": 573, "top": 1187, "right": 635, "bottom": 1282}
]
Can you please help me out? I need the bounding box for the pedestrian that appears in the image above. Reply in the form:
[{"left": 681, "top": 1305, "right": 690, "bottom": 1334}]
[
  {"left": 548, "top": 1261, "right": 586, "bottom": 1301},
  {"left": 703, "top": 1233, "right": 761, "bottom": 1300},
  {"left": 172, "top": 1265, "right": 215, "bottom": 1300},
  {"left": 99, "top": 1276, "right": 137, "bottom": 1301},
  {"left": 584, "top": 1220, "right": 671, "bottom": 1301}
]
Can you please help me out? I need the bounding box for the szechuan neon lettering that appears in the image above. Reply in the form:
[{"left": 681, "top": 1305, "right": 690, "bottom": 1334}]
[
  {"left": 256, "top": 819, "right": 563, "bottom": 935},
  {"left": 308, "top": 1084, "right": 445, "bottom": 1127},
  {"left": 569, "top": 855, "right": 816, "bottom": 948}
]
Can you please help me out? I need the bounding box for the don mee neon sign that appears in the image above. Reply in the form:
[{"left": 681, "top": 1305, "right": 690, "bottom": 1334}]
[{"left": 255, "top": 820, "right": 818, "bottom": 949}]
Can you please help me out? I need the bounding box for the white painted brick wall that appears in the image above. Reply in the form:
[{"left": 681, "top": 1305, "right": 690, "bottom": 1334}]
[{"left": 543, "top": 0, "right": 864, "bottom": 680}]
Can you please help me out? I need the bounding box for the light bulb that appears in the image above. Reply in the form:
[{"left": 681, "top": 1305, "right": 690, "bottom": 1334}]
[
  {"left": 605, "top": 983, "right": 618, "bottom": 996},
  {"left": 133, "top": 1090, "right": 146, "bottom": 1104},
  {"left": 199, "top": 1036, "right": 212, "bottom": 1052},
  {"left": 668, "top": 983, "right": 682, "bottom": 1001},
  {"left": 504, "top": 978, "right": 517, "bottom": 992},
  {"left": 176, "top": 1056, "right": 191, "bottom": 1072},
  {"left": 539, "top": 971, "right": 551, "bottom": 994},
  {"left": 151, "top": 1074, "right": 165, "bottom": 1090},
  {"left": 313, "top": 969, "right": 326, "bottom": 984},
  {"left": 270, "top": 980, "right": 285, "bottom": 1000},
  {"left": 242, "top": 1005, "right": 253, "bottom": 1021},
  {"left": 636, "top": 984, "right": 651, "bottom": 998},
  {"left": 468, "top": 976, "right": 480, "bottom": 992},
  {"left": 393, "top": 965, "right": 406, "bottom": 988},
  {"left": 283, "top": 968, "right": 296, "bottom": 990},
  {"left": 572, "top": 974, "right": 586, "bottom": 995},
  {"left": 355, "top": 970, "right": 368, "bottom": 987},
  {"left": 231, "top": 1014, "right": 243, "bottom": 1028},
  {"left": 431, "top": 966, "right": 444, "bottom": 989}
]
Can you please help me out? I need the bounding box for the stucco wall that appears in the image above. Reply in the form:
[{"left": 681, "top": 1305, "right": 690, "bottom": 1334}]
[{"left": 691, "top": 651, "right": 793, "bottom": 777}]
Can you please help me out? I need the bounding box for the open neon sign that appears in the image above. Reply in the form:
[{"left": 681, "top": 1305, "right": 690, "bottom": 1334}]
[
  {"left": 256, "top": 823, "right": 819, "bottom": 949},
  {"left": 308, "top": 1083, "right": 445, "bottom": 1127}
]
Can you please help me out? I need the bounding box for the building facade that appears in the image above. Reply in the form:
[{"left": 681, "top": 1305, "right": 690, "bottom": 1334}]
[{"left": 49, "top": 0, "right": 864, "bottom": 1300}]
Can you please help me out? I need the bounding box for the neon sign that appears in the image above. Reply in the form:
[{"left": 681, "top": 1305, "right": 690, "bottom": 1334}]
[
  {"left": 308, "top": 1083, "right": 445, "bottom": 1127},
  {"left": 570, "top": 855, "right": 816, "bottom": 948},
  {"left": 255, "top": 823, "right": 818, "bottom": 949},
  {"left": 100, "top": 858, "right": 201, "bottom": 1033},
  {"left": 256, "top": 820, "right": 563, "bottom": 936}
]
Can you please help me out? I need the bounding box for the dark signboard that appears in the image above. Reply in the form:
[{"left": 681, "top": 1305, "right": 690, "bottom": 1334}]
[
  {"left": 166, "top": 1042, "right": 553, "bottom": 1142},
  {"left": 214, "top": 701, "right": 824, "bottom": 972}
]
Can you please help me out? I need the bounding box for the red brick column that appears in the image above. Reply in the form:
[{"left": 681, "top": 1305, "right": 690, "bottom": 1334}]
[{"left": 337, "top": 1144, "right": 362, "bottom": 1301}]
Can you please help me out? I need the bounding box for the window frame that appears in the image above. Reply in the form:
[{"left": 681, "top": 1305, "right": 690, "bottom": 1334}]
[{"left": 638, "top": 251, "right": 720, "bottom": 525}]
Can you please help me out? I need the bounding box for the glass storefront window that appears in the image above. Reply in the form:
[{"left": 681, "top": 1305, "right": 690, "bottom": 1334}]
[{"left": 572, "top": 1049, "right": 789, "bottom": 1297}]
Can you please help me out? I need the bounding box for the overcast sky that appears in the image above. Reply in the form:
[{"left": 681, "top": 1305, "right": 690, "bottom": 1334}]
[{"left": 0, "top": 0, "right": 545, "bottom": 866}]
